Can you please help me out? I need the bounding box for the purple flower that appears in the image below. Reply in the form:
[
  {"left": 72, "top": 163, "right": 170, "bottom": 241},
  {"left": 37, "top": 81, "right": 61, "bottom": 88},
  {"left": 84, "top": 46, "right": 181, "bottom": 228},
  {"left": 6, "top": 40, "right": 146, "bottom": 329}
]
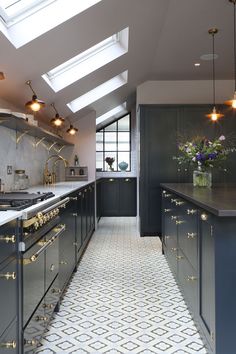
[
  {"left": 208, "top": 153, "right": 217, "bottom": 160},
  {"left": 196, "top": 153, "right": 206, "bottom": 161}
]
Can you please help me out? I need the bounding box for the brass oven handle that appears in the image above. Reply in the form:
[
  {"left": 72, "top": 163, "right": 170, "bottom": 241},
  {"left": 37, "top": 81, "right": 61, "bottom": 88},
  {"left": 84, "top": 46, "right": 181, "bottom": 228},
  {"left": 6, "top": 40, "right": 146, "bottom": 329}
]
[
  {"left": 0, "top": 272, "right": 16, "bottom": 280},
  {"left": 0, "top": 235, "right": 16, "bottom": 243},
  {"left": 0, "top": 341, "right": 17, "bottom": 349},
  {"left": 23, "top": 224, "right": 65, "bottom": 265}
]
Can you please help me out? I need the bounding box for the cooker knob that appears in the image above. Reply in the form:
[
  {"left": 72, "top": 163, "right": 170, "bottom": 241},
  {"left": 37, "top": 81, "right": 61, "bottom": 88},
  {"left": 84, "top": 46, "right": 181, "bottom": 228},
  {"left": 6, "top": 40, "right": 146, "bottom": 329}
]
[
  {"left": 43, "top": 215, "right": 47, "bottom": 223},
  {"left": 50, "top": 211, "right": 54, "bottom": 219},
  {"left": 34, "top": 222, "right": 39, "bottom": 230}
]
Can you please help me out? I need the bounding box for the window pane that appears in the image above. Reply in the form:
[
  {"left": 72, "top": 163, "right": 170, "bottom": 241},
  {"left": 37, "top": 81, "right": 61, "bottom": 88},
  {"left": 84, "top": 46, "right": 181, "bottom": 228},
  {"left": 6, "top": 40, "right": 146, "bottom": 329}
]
[
  {"left": 105, "top": 122, "right": 117, "bottom": 131},
  {"left": 96, "top": 132, "right": 103, "bottom": 151},
  {"left": 105, "top": 132, "right": 117, "bottom": 151},
  {"left": 118, "top": 132, "right": 130, "bottom": 151},
  {"left": 118, "top": 115, "right": 129, "bottom": 131},
  {"left": 96, "top": 152, "right": 103, "bottom": 171},
  {"left": 118, "top": 152, "right": 130, "bottom": 171},
  {"left": 104, "top": 152, "right": 117, "bottom": 171}
]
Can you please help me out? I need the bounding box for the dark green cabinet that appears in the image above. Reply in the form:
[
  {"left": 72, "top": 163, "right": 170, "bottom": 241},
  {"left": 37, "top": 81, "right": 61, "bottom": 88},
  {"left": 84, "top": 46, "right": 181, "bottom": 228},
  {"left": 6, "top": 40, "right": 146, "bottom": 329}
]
[{"left": 100, "top": 178, "right": 137, "bottom": 217}]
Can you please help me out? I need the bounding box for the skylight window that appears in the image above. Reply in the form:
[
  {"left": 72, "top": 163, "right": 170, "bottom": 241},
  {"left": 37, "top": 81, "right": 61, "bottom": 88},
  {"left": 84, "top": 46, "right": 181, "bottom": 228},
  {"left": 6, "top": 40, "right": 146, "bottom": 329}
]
[
  {"left": 67, "top": 70, "right": 128, "bottom": 113},
  {"left": 0, "top": 0, "right": 102, "bottom": 48},
  {"left": 96, "top": 102, "right": 127, "bottom": 125},
  {"left": 42, "top": 27, "right": 129, "bottom": 92}
]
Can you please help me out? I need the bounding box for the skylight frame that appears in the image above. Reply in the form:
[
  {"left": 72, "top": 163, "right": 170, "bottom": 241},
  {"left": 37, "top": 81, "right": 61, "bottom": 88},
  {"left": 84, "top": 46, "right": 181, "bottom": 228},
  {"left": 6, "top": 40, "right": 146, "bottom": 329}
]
[
  {"left": 42, "top": 27, "right": 129, "bottom": 92},
  {"left": 96, "top": 102, "right": 127, "bottom": 125},
  {"left": 67, "top": 70, "right": 128, "bottom": 113}
]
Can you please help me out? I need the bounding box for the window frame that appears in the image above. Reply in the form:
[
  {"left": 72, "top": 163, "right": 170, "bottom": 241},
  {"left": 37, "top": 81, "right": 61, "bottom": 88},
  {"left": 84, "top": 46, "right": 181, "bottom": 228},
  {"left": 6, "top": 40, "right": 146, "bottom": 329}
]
[{"left": 96, "top": 113, "right": 131, "bottom": 172}]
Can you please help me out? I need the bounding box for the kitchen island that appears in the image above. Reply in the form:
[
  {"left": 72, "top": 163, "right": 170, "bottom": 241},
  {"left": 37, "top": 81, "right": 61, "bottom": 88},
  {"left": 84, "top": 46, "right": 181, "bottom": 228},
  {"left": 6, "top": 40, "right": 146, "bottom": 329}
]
[{"left": 161, "top": 183, "right": 236, "bottom": 354}]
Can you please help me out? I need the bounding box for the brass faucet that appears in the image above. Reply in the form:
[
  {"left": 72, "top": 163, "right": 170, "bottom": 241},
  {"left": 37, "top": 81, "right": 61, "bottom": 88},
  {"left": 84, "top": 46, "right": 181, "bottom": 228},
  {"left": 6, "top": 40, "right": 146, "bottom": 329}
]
[{"left": 44, "top": 154, "right": 69, "bottom": 185}]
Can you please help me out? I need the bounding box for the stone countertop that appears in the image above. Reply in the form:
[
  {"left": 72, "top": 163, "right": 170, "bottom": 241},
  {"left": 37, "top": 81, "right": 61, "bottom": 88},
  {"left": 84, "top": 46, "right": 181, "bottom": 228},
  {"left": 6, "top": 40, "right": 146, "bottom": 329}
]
[
  {"left": 0, "top": 180, "right": 94, "bottom": 226},
  {"left": 160, "top": 183, "right": 236, "bottom": 217}
]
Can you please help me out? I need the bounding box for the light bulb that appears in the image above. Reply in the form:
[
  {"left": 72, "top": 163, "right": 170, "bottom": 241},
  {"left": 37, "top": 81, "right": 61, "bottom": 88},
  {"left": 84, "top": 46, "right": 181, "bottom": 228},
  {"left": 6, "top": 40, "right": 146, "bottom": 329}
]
[
  {"left": 69, "top": 128, "right": 76, "bottom": 135},
  {"left": 211, "top": 112, "right": 218, "bottom": 121},
  {"left": 54, "top": 118, "right": 63, "bottom": 126},
  {"left": 30, "top": 101, "right": 41, "bottom": 112}
]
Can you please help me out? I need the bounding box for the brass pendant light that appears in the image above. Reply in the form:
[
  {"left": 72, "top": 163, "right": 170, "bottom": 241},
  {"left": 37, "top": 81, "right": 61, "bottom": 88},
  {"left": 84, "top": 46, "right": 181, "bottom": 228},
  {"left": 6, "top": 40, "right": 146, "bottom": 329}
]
[
  {"left": 25, "top": 80, "right": 45, "bottom": 112},
  {"left": 206, "top": 28, "right": 224, "bottom": 121},
  {"left": 225, "top": 0, "right": 236, "bottom": 108},
  {"left": 50, "top": 103, "right": 65, "bottom": 127},
  {"left": 66, "top": 124, "right": 78, "bottom": 135}
]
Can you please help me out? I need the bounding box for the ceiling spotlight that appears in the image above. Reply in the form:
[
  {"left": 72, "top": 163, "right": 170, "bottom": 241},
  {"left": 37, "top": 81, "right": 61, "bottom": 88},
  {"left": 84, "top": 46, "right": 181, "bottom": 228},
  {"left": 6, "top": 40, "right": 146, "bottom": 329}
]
[
  {"left": 205, "top": 28, "right": 224, "bottom": 122},
  {"left": 194, "top": 63, "right": 201, "bottom": 67},
  {"left": 225, "top": 0, "right": 236, "bottom": 108},
  {"left": 25, "top": 80, "right": 45, "bottom": 112},
  {"left": 50, "top": 103, "right": 65, "bottom": 127},
  {"left": 0, "top": 72, "right": 5, "bottom": 80},
  {"left": 66, "top": 124, "right": 78, "bottom": 135}
]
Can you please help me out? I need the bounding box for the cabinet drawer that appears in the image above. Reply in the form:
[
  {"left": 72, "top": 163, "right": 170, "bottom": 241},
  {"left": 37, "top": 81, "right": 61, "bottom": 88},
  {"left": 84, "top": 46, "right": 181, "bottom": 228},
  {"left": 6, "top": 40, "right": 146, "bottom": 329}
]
[
  {"left": 0, "top": 259, "right": 17, "bottom": 337},
  {"left": 178, "top": 250, "right": 198, "bottom": 313},
  {"left": 0, "top": 319, "right": 17, "bottom": 354},
  {"left": 0, "top": 221, "right": 17, "bottom": 265},
  {"left": 24, "top": 301, "right": 46, "bottom": 353}
]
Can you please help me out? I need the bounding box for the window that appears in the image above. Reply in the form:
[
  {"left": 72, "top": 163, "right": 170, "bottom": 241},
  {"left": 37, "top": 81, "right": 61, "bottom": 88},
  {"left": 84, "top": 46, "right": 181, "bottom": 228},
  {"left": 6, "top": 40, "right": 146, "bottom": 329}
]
[
  {"left": 42, "top": 27, "right": 129, "bottom": 92},
  {"left": 96, "top": 114, "right": 131, "bottom": 172}
]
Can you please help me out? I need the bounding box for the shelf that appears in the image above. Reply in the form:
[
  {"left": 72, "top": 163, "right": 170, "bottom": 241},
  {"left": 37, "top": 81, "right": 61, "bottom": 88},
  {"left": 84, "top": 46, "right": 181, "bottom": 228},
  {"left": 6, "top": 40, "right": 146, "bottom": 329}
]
[{"left": 0, "top": 113, "right": 74, "bottom": 146}]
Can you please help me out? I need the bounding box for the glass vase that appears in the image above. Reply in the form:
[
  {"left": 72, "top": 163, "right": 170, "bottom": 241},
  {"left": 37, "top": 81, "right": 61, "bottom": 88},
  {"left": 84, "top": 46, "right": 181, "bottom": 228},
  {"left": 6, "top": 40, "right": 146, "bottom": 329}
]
[{"left": 193, "top": 170, "right": 212, "bottom": 188}]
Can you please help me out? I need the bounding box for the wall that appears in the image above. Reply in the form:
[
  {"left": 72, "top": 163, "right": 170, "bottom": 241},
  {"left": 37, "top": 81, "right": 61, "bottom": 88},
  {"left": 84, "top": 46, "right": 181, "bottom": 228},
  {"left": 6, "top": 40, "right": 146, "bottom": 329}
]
[{"left": 137, "top": 80, "right": 235, "bottom": 106}]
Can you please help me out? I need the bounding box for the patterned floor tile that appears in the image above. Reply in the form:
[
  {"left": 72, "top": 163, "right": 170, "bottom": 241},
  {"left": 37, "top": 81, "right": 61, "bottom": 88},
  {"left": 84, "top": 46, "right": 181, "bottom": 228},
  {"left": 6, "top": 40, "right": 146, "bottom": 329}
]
[{"left": 37, "top": 217, "right": 207, "bottom": 354}]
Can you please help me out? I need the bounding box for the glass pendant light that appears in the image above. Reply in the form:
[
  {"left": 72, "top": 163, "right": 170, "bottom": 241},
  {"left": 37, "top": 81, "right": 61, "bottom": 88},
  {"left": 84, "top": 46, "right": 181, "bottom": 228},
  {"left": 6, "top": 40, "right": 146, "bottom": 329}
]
[
  {"left": 50, "top": 103, "right": 65, "bottom": 127},
  {"left": 66, "top": 124, "right": 78, "bottom": 135},
  {"left": 225, "top": 0, "right": 236, "bottom": 108},
  {"left": 206, "top": 28, "right": 224, "bottom": 121},
  {"left": 25, "top": 80, "right": 45, "bottom": 112}
]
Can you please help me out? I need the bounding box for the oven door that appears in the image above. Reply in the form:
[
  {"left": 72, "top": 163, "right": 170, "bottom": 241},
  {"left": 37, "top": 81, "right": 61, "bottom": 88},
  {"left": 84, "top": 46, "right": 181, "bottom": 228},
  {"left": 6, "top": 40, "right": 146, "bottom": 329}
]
[{"left": 23, "top": 223, "right": 65, "bottom": 327}]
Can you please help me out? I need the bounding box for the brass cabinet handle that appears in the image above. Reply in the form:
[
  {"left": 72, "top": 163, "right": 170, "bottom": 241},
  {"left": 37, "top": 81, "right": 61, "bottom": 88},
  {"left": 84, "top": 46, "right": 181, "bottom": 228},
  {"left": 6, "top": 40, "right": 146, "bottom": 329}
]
[
  {"left": 0, "top": 235, "right": 16, "bottom": 243},
  {"left": 51, "top": 288, "right": 61, "bottom": 294},
  {"left": 60, "top": 260, "right": 68, "bottom": 265},
  {"left": 171, "top": 198, "right": 177, "bottom": 203},
  {"left": 24, "top": 339, "right": 38, "bottom": 346},
  {"left": 176, "top": 220, "right": 184, "bottom": 225},
  {"left": 125, "top": 178, "right": 130, "bottom": 182},
  {"left": 163, "top": 193, "right": 172, "bottom": 198},
  {"left": 171, "top": 215, "right": 177, "bottom": 220},
  {"left": 201, "top": 213, "right": 208, "bottom": 221},
  {"left": 176, "top": 255, "right": 184, "bottom": 260},
  {"left": 187, "top": 209, "right": 197, "bottom": 215},
  {"left": 109, "top": 179, "right": 114, "bottom": 182},
  {"left": 70, "top": 197, "right": 77, "bottom": 201},
  {"left": 164, "top": 209, "right": 171, "bottom": 213},
  {"left": 0, "top": 272, "right": 16, "bottom": 280},
  {"left": 171, "top": 247, "right": 177, "bottom": 252},
  {"left": 43, "top": 303, "right": 54, "bottom": 309},
  {"left": 35, "top": 315, "right": 48, "bottom": 322},
  {"left": 187, "top": 232, "right": 197, "bottom": 239},
  {"left": 0, "top": 341, "right": 17, "bottom": 349},
  {"left": 72, "top": 213, "right": 78, "bottom": 217},
  {"left": 175, "top": 201, "right": 184, "bottom": 206},
  {"left": 187, "top": 276, "right": 197, "bottom": 281}
]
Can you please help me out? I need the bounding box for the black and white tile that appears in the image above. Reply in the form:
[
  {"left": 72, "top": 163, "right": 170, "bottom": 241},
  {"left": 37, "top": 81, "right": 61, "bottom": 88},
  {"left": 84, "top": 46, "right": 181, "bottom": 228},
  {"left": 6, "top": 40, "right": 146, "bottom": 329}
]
[{"left": 36, "top": 217, "right": 207, "bottom": 354}]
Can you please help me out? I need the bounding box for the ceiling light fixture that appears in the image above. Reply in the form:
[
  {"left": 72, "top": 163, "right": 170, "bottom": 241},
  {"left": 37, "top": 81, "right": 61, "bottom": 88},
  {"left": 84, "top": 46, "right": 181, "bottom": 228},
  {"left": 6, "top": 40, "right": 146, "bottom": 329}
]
[
  {"left": 194, "top": 63, "right": 201, "bottom": 67},
  {"left": 206, "top": 28, "right": 224, "bottom": 121},
  {"left": 25, "top": 80, "right": 45, "bottom": 112},
  {"left": 66, "top": 124, "right": 78, "bottom": 136},
  {"left": 50, "top": 103, "right": 65, "bottom": 127},
  {"left": 225, "top": 0, "right": 236, "bottom": 108}
]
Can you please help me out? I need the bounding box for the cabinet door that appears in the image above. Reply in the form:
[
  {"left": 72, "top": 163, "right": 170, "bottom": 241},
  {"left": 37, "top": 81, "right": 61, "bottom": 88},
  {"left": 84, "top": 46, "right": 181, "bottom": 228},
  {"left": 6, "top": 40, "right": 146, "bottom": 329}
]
[
  {"left": 118, "top": 178, "right": 137, "bottom": 216},
  {"left": 0, "top": 319, "right": 18, "bottom": 354},
  {"left": 139, "top": 105, "right": 179, "bottom": 236},
  {"left": 199, "top": 211, "right": 215, "bottom": 346},
  {"left": 75, "top": 191, "right": 82, "bottom": 261},
  {"left": 81, "top": 189, "right": 88, "bottom": 242},
  {"left": 96, "top": 180, "right": 102, "bottom": 221},
  {"left": 101, "top": 179, "right": 119, "bottom": 216},
  {"left": 0, "top": 220, "right": 18, "bottom": 265}
]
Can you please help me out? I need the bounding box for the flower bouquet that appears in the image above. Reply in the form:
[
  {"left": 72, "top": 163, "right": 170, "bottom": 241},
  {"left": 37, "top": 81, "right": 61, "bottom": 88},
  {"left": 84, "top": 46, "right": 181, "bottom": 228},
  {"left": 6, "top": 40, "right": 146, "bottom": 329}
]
[
  {"left": 175, "top": 135, "right": 231, "bottom": 187},
  {"left": 105, "top": 156, "right": 115, "bottom": 171}
]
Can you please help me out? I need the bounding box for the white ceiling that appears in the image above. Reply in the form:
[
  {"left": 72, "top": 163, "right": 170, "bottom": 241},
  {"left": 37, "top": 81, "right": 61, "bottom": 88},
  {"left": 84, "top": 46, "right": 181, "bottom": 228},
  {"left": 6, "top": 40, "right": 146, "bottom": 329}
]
[{"left": 0, "top": 0, "right": 233, "bottom": 125}]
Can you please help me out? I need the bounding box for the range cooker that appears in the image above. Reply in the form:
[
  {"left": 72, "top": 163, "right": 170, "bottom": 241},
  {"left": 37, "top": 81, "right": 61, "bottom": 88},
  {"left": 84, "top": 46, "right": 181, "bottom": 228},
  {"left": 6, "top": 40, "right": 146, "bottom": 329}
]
[{"left": 0, "top": 191, "right": 55, "bottom": 211}]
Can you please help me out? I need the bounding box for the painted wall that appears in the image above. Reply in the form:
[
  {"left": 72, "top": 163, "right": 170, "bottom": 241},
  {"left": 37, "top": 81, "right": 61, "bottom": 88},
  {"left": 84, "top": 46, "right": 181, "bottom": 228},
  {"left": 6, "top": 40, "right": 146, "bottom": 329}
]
[{"left": 137, "top": 80, "right": 235, "bottom": 105}]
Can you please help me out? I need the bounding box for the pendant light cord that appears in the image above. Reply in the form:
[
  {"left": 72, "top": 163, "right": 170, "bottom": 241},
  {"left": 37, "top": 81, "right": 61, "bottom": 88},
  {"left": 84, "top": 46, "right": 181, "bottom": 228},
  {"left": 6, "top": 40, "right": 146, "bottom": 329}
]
[{"left": 212, "top": 32, "right": 216, "bottom": 106}]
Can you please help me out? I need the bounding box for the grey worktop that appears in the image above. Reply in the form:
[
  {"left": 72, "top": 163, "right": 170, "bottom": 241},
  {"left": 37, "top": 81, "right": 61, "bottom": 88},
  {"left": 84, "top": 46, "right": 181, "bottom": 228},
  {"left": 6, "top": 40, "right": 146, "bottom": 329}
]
[
  {"left": 160, "top": 183, "right": 236, "bottom": 217},
  {"left": 0, "top": 180, "right": 94, "bottom": 226}
]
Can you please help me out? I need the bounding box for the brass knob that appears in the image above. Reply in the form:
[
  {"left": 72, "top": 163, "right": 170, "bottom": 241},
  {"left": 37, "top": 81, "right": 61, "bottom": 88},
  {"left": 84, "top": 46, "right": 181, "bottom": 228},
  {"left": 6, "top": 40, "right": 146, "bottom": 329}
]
[
  {"left": 201, "top": 213, "right": 208, "bottom": 221},
  {"left": 72, "top": 213, "right": 78, "bottom": 217},
  {"left": 35, "top": 315, "right": 48, "bottom": 322},
  {"left": 171, "top": 247, "right": 177, "bottom": 252},
  {"left": 187, "top": 209, "right": 197, "bottom": 215},
  {"left": 71, "top": 197, "right": 78, "bottom": 201},
  {"left": 43, "top": 303, "right": 54, "bottom": 309},
  {"left": 51, "top": 288, "right": 61, "bottom": 294},
  {"left": 24, "top": 339, "right": 38, "bottom": 346},
  {"left": 0, "top": 272, "right": 16, "bottom": 280},
  {"left": 176, "top": 220, "right": 184, "bottom": 225},
  {"left": 175, "top": 201, "right": 184, "bottom": 206},
  {"left": 0, "top": 341, "right": 17, "bottom": 349},
  {"left": 187, "top": 276, "right": 197, "bottom": 281},
  {"left": 164, "top": 209, "right": 171, "bottom": 213},
  {"left": 108, "top": 179, "right": 114, "bottom": 182},
  {"left": 125, "top": 178, "right": 130, "bottom": 182},
  {"left": 34, "top": 221, "right": 39, "bottom": 230},
  {"left": 163, "top": 193, "right": 171, "bottom": 198},
  {"left": 176, "top": 255, "right": 184, "bottom": 260},
  {"left": 0, "top": 235, "right": 16, "bottom": 243},
  {"left": 171, "top": 216, "right": 177, "bottom": 220},
  {"left": 171, "top": 198, "right": 177, "bottom": 203},
  {"left": 50, "top": 264, "right": 55, "bottom": 272},
  {"left": 60, "top": 260, "right": 68, "bottom": 265},
  {"left": 187, "top": 232, "right": 196, "bottom": 239},
  {"left": 30, "top": 255, "right": 37, "bottom": 262}
]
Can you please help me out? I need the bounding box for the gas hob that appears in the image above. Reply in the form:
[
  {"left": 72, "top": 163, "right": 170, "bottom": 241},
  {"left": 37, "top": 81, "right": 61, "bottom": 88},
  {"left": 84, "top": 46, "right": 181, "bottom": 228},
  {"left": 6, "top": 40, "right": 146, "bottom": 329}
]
[{"left": 0, "top": 191, "right": 55, "bottom": 211}]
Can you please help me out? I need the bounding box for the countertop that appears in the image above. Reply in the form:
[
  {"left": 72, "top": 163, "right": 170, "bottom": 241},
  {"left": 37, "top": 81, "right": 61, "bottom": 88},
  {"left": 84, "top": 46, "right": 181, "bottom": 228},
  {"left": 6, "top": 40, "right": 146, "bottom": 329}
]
[
  {"left": 161, "top": 183, "right": 236, "bottom": 217},
  {"left": 0, "top": 180, "right": 94, "bottom": 226}
]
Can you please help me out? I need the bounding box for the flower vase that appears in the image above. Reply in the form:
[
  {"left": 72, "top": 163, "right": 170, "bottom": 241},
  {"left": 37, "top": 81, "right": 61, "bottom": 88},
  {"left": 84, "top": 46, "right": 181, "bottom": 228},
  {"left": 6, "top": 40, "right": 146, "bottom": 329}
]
[{"left": 193, "top": 170, "right": 212, "bottom": 188}]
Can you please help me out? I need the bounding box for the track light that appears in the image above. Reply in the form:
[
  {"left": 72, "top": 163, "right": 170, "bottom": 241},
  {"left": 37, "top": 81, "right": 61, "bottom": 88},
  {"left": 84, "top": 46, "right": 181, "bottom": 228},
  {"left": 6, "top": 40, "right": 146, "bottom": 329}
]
[
  {"left": 50, "top": 103, "right": 65, "bottom": 127},
  {"left": 66, "top": 124, "right": 78, "bottom": 135},
  {"left": 25, "top": 80, "right": 45, "bottom": 112}
]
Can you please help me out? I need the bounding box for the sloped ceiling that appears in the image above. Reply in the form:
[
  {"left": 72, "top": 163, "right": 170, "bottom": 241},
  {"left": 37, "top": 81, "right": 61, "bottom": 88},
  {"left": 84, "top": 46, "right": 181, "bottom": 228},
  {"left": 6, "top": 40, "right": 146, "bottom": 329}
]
[{"left": 0, "top": 0, "right": 233, "bottom": 125}]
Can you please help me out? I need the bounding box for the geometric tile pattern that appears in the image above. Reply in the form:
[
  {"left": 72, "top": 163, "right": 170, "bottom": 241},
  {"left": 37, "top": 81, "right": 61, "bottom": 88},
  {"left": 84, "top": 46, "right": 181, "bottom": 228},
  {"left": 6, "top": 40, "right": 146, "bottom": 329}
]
[{"left": 36, "top": 217, "right": 208, "bottom": 354}]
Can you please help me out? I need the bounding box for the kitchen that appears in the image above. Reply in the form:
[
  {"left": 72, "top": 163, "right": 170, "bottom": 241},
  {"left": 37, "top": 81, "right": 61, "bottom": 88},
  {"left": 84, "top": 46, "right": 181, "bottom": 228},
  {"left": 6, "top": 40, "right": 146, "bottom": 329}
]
[{"left": 1, "top": 1, "right": 236, "bottom": 354}]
